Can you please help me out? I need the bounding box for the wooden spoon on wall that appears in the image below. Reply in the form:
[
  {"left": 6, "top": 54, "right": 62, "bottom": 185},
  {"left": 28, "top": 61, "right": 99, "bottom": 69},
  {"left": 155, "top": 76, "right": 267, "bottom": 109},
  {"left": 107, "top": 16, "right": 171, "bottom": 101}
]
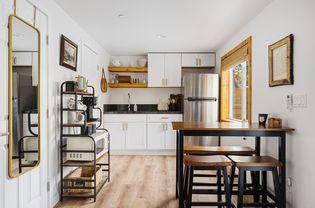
[{"left": 101, "top": 68, "right": 108, "bottom": 93}]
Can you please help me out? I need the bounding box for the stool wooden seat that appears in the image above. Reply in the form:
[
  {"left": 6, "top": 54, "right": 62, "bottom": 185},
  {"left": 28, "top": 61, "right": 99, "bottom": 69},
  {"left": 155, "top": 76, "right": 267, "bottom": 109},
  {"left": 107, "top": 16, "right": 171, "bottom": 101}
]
[
  {"left": 229, "top": 155, "right": 283, "bottom": 167},
  {"left": 184, "top": 155, "right": 232, "bottom": 208},
  {"left": 185, "top": 145, "right": 256, "bottom": 156},
  {"left": 229, "top": 156, "right": 282, "bottom": 208},
  {"left": 184, "top": 155, "right": 232, "bottom": 167}
]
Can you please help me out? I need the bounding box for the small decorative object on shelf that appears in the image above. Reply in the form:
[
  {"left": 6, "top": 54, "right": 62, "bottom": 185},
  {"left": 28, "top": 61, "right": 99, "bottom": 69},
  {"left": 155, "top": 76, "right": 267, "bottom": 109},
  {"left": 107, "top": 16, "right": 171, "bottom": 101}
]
[
  {"left": 258, "top": 113, "right": 268, "bottom": 127},
  {"left": 59, "top": 81, "right": 110, "bottom": 202},
  {"left": 268, "top": 117, "right": 282, "bottom": 128}
]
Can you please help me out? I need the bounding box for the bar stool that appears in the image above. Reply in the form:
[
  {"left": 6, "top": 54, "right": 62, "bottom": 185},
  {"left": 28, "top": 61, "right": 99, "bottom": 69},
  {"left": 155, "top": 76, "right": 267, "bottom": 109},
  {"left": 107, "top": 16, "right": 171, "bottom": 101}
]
[
  {"left": 228, "top": 156, "right": 283, "bottom": 208},
  {"left": 184, "top": 145, "right": 256, "bottom": 202},
  {"left": 184, "top": 155, "right": 233, "bottom": 208}
]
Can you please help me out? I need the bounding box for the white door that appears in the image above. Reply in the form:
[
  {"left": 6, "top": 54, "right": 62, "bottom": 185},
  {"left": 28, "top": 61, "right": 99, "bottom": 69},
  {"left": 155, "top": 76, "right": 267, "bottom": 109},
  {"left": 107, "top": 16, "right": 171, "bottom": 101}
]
[
  {"left": 148, "top": 53, "right": 165, "bottom": 87},
  {"left": 125, "top": 123, "right": 147, "bottom": 149},
  {"left": 147, "top": 123, "right": 165, "bottom": 150},
  {"left": 104, "top": 123, "right": 125, "bottom": 150},
  {"left": 181, "top": 53, "right": 199, "bottom": 67},
  {"left": 165, "top": 123, "right": 176, "bottom": 149},
  {"left": 199, "top": 54, "right": 215, "bottom": 67},
  {"left": 164, "top": 53, "right": 182, "bottom": 87}
]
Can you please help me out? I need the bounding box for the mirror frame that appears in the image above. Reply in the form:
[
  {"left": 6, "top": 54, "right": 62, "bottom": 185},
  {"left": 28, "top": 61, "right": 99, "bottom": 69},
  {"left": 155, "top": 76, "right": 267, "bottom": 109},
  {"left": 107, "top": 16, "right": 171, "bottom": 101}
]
[{"left": 8, "top": 15, "right": 41, "bottom": 178}]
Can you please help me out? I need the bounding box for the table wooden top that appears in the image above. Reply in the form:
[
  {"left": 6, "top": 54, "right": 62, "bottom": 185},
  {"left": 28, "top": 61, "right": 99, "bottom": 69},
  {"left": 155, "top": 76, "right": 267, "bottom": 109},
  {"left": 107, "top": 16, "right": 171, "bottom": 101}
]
[{"left": 172, "top": 121, "right": 295, "bottom": 132}]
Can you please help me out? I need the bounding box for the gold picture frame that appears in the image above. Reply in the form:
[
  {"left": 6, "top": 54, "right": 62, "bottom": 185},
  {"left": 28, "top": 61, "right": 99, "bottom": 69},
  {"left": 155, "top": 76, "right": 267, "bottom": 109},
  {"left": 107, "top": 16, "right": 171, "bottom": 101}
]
[{"left": 268, "top": 34, "right": 294, "bottom": 87}]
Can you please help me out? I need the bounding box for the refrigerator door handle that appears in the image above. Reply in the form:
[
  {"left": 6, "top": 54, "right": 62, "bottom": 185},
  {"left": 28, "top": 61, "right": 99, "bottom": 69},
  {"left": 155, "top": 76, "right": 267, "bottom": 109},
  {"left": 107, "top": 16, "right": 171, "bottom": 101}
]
[{"left": 187, "top": 97, "right": 217, "bottom": 102}]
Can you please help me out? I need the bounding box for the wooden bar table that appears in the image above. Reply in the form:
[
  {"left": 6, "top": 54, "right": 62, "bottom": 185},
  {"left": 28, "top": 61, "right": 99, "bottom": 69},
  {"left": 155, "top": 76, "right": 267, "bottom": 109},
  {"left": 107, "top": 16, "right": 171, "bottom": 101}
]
[{"left": 172, "top": 121, "right": 294, "bottom": 208}]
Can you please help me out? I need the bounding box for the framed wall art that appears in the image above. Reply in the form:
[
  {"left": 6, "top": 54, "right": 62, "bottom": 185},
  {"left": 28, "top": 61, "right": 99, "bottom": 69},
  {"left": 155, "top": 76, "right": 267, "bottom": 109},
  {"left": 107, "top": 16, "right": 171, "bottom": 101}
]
[
  {"left": 60, "top": 35, "right": 78, "bottom": 71},
  {"left": 268, "top": 34, "right": 293, "bottom": 87}
]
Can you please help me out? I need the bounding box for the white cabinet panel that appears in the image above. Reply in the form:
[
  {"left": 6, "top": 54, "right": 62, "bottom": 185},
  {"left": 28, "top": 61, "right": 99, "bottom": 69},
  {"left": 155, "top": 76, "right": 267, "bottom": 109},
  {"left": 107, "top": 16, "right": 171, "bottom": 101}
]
[
  {"left": 125, "top": 123, "right": 146, "bottom": 149},
  {"left": 103, "top": 114, "right": 146, "bottom": 123},
  {"left": 12, "top": 52, "right": 32, "bottom": 66},
  {"left": 199, "top": 54, "right": 215, "bottom": 67},
  {"left": 104, "top": 123, "right": 125, "bottom": 150},
  {"left": 148, "top": 53, "right": 164, "bottom": 87},
  {"left": 32, "top": 52, "right": 38, "bottom": 86},
  {"left": 147, "top": 123, "right": 164, "bottom": 150},
  {"left": 182, "top": 53, "right": 215, "bottom": 67},
  {"left": 182, "top": 53, "right": 199, "bottom": 67},
  {"left": 147, "top": 114, "right": 182, "bottom": 123},
  {"left": 164, "top": 54, "right": 182, "bottom": 87},
  {"left": 165, "top": 123, "right": 176, "bottom": 149}
]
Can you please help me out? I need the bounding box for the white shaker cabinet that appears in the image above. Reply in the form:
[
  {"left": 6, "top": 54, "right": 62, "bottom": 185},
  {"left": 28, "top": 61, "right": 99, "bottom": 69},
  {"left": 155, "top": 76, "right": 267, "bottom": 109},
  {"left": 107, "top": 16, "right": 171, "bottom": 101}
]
[
  {"left": 12, "top": 52, "right": 33, "bottom": 66},
  {"left": 148, "top": 53, "right": 182, "bottom": 87},
  {"left": 125, "top": 123, "right": 147, "bottom": 149},
  {"left": 182, "top": 53, "right": 215, "bottom": 67},
  {"left": 147, "top": 114, "right": 182, "bottom": 150},
  {"left": 103, "top": 114, "right": 147, "bottom": 150}
]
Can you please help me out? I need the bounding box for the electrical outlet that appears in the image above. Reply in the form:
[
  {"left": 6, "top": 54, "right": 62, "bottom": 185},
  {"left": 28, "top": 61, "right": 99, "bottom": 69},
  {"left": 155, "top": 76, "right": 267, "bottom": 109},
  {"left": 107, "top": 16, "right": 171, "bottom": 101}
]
[
  {"left": 287, "top": 177, "right": 293, "bottom": 193},
  {"left": 286, "top": 94, "right": 293, "bottom": 112}
]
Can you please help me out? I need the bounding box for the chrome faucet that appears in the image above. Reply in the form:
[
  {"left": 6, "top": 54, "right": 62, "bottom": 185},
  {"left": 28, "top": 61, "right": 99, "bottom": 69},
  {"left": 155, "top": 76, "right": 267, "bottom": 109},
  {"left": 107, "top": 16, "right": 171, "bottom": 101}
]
[{"left": 127, "top": 93, "right": 131, "bottom": 111}]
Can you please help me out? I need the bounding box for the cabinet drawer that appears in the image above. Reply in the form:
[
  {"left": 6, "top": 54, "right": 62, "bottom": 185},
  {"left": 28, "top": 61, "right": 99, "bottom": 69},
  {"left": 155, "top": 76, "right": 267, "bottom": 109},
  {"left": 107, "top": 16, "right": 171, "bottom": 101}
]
[
  {"left": 103, "top": 114, "right": 147, "bottom": 123},
  {"left": 147, "top": 114, "right": 182, "bottom": 123}
]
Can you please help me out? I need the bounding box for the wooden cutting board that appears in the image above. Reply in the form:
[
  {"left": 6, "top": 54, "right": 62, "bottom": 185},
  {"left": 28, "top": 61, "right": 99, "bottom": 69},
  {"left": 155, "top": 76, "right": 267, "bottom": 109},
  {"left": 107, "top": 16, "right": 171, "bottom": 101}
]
[{"left": 101, "top": 68, "right": 108, "bottom": 93}]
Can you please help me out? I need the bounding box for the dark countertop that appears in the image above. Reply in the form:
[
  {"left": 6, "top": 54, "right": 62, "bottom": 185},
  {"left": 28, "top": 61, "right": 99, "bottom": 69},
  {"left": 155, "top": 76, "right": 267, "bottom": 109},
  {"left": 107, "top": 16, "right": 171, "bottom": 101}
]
[{"left": 104, "top": 104, "right": 182, "bottom": 114}]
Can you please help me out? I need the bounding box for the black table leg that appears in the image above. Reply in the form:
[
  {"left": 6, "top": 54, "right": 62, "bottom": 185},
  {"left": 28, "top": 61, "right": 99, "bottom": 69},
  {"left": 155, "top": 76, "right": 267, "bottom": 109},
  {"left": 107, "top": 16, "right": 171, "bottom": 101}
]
[
  {"left": 179, "top": 131, "right": 184, "bottom": 208},
  {"left": 254, "top": 136, "right": 261, "bottom": 202},
  {"left": 176, "top": 130, "right": 179, "bottom": 198},
  {"left": 279, "top": 132, "right": 286, "bottom": 208}
]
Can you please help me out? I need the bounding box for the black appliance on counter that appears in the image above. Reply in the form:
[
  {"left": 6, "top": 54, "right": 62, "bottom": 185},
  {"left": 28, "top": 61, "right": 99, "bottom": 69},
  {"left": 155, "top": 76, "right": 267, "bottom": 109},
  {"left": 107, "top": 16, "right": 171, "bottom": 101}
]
[{"left": 81, "top": 96, "right": 99, "bottom": 135}]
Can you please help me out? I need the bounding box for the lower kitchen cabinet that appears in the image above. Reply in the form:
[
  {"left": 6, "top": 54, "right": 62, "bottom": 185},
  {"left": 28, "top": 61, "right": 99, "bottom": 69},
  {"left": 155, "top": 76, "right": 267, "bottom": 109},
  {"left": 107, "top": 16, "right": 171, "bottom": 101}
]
[
  {"left": 103, "top": 114, "right": 182, "bottom": 152},
  {"left": 103, "top": 122, "right": 125, "bottom": 150},
  {"left": 125, "top": 123, "right": 147, "bottom": 149}
]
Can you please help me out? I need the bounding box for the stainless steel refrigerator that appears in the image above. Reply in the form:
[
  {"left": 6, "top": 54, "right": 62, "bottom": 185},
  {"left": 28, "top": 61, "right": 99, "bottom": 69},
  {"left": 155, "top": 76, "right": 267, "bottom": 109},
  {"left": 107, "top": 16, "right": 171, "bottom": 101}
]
[{"left": 182, "top": 73, "right": 219, "bottom": 146}]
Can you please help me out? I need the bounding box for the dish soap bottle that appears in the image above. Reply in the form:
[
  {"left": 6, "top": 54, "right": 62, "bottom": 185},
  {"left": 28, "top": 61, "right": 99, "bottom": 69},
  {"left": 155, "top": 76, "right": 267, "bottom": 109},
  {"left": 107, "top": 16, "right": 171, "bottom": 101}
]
[{"left": 134, "top": 104, "right": 138, "bottom": 112}]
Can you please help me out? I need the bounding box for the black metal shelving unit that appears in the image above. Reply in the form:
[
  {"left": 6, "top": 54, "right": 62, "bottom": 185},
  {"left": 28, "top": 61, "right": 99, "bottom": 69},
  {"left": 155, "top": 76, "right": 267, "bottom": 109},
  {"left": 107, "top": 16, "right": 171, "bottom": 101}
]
[{"left": 60, "top": 81, "right": 110, "bottom": 202}]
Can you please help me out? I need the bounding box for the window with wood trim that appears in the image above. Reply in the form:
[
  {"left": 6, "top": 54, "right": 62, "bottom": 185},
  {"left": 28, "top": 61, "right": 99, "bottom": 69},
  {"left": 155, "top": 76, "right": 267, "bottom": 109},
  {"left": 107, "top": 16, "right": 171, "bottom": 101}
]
[{"left": 220, "top": 37, "right": 252, "bottom": 122}]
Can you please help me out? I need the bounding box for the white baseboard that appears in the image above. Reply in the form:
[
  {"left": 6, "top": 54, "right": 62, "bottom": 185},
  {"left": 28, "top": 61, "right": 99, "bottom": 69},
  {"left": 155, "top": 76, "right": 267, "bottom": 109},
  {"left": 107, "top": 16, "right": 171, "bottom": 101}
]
[{"left": 110, "top": 150, "right": 176, "bottom": 156}]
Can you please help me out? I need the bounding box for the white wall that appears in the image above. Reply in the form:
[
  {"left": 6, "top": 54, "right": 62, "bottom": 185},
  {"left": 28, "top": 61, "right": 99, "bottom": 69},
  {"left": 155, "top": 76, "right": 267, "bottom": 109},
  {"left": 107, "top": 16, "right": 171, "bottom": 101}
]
[
  {"left": 108, "top": 88, "right": 181, "bottom": 104},
  {"left": 0, "top": 0, "right": 111, "bottom": 208},
  {"left": 45, "top": 1, "right": 110, "bottom": 207},
  {"left": 216, "top": 0, "right": 315, "bottom": 207}
]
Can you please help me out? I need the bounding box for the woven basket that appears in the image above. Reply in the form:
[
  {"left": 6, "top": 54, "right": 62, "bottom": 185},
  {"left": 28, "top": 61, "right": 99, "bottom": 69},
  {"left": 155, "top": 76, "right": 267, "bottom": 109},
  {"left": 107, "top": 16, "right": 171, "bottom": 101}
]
[{"left": 64, "top": 166, "right": 103, "bottom": 194}]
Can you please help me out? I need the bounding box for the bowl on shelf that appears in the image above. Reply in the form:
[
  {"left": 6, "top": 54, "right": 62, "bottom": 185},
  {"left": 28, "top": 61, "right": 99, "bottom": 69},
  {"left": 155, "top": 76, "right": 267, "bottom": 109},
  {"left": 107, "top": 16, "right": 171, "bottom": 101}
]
[
  {"left": 137, "top": 58, "right": 147, "bottom": 67},
  {"left": 111, "top": 59, "right": 122, "bottom": 67}
]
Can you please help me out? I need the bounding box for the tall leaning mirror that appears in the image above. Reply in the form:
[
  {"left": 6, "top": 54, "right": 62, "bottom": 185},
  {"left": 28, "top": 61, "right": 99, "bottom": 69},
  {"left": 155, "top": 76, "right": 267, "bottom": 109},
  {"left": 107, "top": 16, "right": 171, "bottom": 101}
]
[{"left": 8, "top": 15, "right": 41, "bottom": 178}]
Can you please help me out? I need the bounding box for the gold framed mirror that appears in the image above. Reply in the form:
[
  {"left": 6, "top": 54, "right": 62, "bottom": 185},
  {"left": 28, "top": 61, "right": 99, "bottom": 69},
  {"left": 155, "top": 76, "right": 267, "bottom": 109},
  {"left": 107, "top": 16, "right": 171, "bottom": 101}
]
[{"left": 8, "top": 15, "right": 41, "bottom": 178}]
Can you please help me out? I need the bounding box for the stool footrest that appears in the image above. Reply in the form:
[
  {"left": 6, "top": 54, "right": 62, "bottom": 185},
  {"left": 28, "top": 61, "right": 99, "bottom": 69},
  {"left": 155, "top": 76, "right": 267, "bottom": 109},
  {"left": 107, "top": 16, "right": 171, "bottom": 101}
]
[{"left": 191, "top": 201, "right": 227, "bottom": 207}]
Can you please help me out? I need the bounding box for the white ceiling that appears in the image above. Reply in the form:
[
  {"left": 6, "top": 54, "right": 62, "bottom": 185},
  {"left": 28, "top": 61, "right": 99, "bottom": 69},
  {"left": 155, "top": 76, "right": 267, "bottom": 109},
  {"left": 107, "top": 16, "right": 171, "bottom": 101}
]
[{"left": 54, "top": 0, "right": 273, "bottom": 55}]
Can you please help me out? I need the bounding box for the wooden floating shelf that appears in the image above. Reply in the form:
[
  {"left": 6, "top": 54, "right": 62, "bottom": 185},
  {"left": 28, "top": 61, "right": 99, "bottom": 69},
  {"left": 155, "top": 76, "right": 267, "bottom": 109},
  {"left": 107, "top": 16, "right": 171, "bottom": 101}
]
[
  {"left": 108, "top": 66, "right": 148, "bottom": 73},
  {"left": 108, "top": 83, "right": 148, "bottom": 88}
]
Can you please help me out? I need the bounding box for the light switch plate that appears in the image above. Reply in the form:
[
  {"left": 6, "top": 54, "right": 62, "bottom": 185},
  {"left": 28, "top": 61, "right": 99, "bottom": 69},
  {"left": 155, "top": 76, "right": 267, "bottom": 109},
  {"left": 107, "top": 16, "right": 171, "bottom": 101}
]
[
  {"left": 293, "top": 94, "right": 307, "bottom": 108},
  {"left": 286, "top": 94, "right": 293, "bottom": 112}
]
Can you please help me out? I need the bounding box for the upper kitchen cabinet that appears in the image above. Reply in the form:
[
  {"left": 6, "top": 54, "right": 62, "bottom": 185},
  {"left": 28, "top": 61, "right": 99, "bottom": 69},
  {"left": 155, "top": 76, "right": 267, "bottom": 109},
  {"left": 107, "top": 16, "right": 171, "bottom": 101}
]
[
  {"left": 182, "top": 53, "right": 215, "bottom": 68},
  {"left": 148, "top": 53, "right": 182, "bottom": 87}
]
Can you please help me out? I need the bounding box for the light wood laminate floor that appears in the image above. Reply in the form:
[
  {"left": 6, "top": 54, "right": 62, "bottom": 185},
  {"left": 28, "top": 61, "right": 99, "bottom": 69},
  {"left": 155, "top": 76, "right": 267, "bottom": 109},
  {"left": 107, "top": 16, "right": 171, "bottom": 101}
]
[
  {"left": 56, "top": 156, "right": 179, "bottom": 208},
  {"left": 56, "top": 155, "right": 247, "bottom": 208}
]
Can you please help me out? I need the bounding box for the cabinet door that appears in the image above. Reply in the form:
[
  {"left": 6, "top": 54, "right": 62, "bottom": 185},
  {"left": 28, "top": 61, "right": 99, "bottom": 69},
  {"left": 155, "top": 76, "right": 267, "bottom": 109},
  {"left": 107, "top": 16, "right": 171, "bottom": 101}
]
[
  {"left": 147, "top": 123, "right": 165, "bottom": 150},
  {"left": 103, "top": 123, "right": 125, "bottom": 150},
  {"left": 164, "top": 53, "right": 182, "bottom": 87},
  {"left": 148, "top": 53, "right": 165, "bottom": 87},
  {"left": 12, "top": 52, "right": 33, "bottom": 66},
  {"left": 199, "top": 53, "right": 215, "bottom": 67},
  {"left": 32, "top": 52, "right": 38, "bottom": 86},
  {"left": 125, "top": 123, "right": 147, "bottom": 149},
  {"left": 181, "top": 53, "right": 199, "bottom": 67},
  {"left": 165, "top": 123, "right": 176, "bottom": 149}
]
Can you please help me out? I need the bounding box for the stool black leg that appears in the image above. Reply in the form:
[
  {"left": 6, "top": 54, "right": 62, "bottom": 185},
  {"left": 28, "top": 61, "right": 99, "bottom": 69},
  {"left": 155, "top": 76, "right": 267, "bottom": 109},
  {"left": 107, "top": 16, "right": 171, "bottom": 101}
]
[
  {"left": 251, "top": 171, "right": 260, "bottom": 202},
  {"left": 217, "top": 170, "right": 222, "bottom": 208},
  {"left": 230, "top": 166, "right": 236, "bottom": 194},
  {"left": 237, "top": 168, "right": 245, "bottom": 208},
  {"left": 183, "top": 165, "right": 189, "bottom": 200},
  {"left": 272, "top": 167, "right": 282, "bottom": 208},
  {"left": 262, "top": 171, "right": 268, "bottom": 208},
  {"left": 223, "top": 167, "right": 232, "bottom": 208},
  {"left": 186, "top": 167, "right": 194, "bottom": 208}
]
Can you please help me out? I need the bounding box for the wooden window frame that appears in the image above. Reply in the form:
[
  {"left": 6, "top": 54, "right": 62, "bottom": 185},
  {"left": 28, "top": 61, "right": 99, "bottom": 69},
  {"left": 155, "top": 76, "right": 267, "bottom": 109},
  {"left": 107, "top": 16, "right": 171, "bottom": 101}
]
[{"left": 220, "top": 37, "right": 252, "bottom": 123}]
